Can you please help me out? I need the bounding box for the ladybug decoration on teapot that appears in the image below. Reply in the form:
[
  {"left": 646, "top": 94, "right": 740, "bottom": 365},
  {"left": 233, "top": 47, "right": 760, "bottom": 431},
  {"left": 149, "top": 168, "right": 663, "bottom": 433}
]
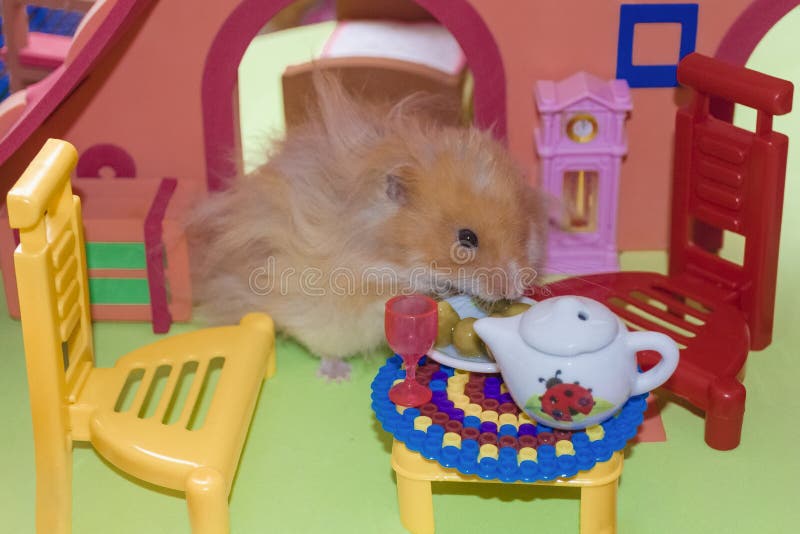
[{"left": 537, "top": 370, "right": 595, "bottom": 423}]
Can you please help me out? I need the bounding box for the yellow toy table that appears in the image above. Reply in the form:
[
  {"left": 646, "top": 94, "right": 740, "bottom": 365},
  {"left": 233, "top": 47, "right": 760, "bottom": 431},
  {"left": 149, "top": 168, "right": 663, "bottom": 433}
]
[
  {"left": 373, "top": 356, "right": 640, "bottom": 534},
  {"left": 391, "top": 442, "right": 623, "bottom": 534}
]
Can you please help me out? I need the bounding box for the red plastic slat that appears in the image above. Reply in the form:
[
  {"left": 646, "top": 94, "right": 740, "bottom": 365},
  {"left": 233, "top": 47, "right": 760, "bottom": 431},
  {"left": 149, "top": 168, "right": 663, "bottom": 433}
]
[
  {"left": 697, "top": 135, "right": 746, "bottom": 164},
  {"left": 605, "top": 299, "right": 693, "bottom": 345},
  {"left": 695, "top": 181, "right": 743, "bottom": 212},
  {"left": 696, "top": 159, "right": 743, "bottom": 187}
]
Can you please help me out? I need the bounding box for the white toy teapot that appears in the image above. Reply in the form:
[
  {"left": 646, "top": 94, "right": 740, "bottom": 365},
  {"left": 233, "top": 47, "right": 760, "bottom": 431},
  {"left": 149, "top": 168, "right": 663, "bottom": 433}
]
[{"left": 473, "top": 295, "right": 679, "bottom": 430}]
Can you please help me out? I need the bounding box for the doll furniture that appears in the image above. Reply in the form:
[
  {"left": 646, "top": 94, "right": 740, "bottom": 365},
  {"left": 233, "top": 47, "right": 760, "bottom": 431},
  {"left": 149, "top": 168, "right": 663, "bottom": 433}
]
[
  {"left": 281, "top": 0, "right": 469, "bottom": 129},
  {"left": 335, "top": 0, "right": 434, "bottom": 22},
  {"left": 0, "top": 0, "right": 95, "bottom": 92},
  {"left": 393, "top": 442, "right": 622, "bottom": 534},
  {"left": 534, "top": 73, "right": 632, "bottom": 275},
  {"left": 71, "top": 175, "right": 193, "bottom": 333},
  {"left": 282, "top": 20, "right": 468, "bottom": 128},
  {"left": 71, "top": 143, "right": 197, "bottom": 333},
  {"left": 0, "top": 142, "right": 199, "bottom": 333},
  {"left": 531, "top": 53, "right": 793, "bottom": 450},
  {"left": 8, "top": 138, "right": 277, "bottom": 533},
  {"left": 0, "top": 0, "right": 115, "bottom": 139},
  {"left": 0, "top": 2, "right": 181, "bottom": 333},
  {"left": 373, "top": 356, "right": 648, "bottom": 533}
]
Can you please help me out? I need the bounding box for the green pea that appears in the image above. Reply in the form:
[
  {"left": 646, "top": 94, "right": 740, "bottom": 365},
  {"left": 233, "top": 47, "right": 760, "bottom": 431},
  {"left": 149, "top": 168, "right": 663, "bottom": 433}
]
[
  {"left": 453, "top": 317, "right": 486, "bottom": 357},
  {"left": 436, "top": 300, "right": 460, "bottom": 348}
]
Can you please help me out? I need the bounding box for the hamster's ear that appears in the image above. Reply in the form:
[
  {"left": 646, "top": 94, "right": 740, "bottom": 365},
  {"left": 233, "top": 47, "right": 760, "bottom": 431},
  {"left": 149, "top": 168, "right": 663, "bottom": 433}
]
[{"left": 386, "top": 174, "right": 407, "bottom": 204}]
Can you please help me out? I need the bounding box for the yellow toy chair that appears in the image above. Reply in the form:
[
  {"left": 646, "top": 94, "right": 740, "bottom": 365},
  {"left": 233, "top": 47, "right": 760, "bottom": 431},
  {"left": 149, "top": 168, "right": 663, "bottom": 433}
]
[{"left": 8, "top": 139, "right": 277, "bottom": 534}]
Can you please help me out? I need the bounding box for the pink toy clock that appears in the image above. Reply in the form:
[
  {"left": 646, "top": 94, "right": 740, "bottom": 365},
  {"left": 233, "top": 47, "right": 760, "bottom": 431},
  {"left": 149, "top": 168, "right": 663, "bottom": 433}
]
[{"left": 534, "top": 72, "right": 632, "bottom": 275}]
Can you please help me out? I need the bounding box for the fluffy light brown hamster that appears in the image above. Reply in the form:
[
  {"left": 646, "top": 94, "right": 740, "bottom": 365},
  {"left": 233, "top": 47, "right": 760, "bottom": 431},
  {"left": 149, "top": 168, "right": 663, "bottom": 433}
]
[{"left": 186, "top": 76, "right": 547, "bottom": 380}]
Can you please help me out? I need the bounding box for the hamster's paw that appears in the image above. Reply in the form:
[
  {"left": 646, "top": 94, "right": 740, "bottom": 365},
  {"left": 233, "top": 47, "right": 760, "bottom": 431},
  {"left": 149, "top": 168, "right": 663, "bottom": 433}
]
[{"left": 317, "top": 358, "right": 352, "bottom": 382}]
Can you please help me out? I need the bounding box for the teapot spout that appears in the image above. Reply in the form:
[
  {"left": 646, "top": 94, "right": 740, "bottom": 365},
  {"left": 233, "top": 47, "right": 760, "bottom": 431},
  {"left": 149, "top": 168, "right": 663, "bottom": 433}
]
[{"left": 473, "top": 315, "right": 523, "bottom": 366}]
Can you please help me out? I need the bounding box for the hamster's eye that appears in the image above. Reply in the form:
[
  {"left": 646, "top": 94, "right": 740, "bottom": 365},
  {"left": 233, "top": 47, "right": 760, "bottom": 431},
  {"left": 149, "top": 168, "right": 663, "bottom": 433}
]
[{"left": 457, "top": 228, "right": 479, "bottom": 248}]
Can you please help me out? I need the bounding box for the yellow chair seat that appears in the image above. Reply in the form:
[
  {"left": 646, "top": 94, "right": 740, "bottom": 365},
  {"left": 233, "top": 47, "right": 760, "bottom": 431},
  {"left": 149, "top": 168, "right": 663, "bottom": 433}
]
[{"left": 74, "top": 314, "right": 273, "bottom": 491}]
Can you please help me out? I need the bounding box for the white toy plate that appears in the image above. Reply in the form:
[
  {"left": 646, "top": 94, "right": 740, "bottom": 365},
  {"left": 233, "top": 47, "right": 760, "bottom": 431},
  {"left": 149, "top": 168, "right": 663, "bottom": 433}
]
[{"left": 427, "top": 295, "right": 536, "bottom": 374}]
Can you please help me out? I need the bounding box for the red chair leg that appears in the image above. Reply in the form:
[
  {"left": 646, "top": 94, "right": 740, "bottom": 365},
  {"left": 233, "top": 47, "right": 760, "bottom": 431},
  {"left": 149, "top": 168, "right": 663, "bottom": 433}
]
[{"left": 705, "top": 376, "right": 746, "bottom": 450}]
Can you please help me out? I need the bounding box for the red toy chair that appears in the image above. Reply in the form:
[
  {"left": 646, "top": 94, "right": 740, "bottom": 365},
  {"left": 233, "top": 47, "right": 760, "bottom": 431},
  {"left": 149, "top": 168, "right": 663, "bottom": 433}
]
[{"left": 530, "top": 53, "right": 793, "bottom": 451}]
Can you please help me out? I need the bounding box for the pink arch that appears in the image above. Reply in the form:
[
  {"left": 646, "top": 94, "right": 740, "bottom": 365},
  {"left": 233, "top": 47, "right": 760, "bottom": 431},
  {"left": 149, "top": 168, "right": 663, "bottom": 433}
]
[
  {"left": 712, "top": 0, "right": 800, "bottom": 121},
  {"left": 201, "top": 0, "right": 507, "bottom": 191}
]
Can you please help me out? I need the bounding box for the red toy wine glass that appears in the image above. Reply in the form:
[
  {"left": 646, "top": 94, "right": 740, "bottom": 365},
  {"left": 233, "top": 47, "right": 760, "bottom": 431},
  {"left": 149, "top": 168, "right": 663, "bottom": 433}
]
[{"left": 386, "top": 294, "right": 437, "bottom": 407}]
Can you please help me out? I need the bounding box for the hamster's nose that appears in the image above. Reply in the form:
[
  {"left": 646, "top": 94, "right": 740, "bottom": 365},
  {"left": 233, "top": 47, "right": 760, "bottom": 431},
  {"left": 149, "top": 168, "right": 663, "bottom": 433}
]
[{"left": 501, "top": 261, "right": 529, "bottom": 299}]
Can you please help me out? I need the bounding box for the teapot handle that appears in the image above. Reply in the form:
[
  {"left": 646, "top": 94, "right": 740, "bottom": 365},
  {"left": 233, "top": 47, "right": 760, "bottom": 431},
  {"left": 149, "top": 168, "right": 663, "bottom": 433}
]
[{"left": 626, "top": 331, "right": 680, "bottom": 396}]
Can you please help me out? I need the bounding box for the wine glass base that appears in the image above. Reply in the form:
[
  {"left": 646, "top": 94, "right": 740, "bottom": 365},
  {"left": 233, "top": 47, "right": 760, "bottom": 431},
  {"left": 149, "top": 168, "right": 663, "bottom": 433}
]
[{"left": 389, "top": 380, "right": 432, "bottom": 407}]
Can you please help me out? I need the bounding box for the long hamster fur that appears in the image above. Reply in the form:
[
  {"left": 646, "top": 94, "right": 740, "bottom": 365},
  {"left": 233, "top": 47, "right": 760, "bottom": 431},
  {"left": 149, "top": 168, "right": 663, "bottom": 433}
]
[{"left": 187, "top": 76, "right": 547, "bottom": 379}]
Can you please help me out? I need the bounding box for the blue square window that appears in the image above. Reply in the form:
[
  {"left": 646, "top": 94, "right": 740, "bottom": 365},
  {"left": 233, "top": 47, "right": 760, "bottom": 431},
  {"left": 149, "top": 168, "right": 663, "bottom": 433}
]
[{"left": 616, "top": 3, "right": 699, "bottom": 88}]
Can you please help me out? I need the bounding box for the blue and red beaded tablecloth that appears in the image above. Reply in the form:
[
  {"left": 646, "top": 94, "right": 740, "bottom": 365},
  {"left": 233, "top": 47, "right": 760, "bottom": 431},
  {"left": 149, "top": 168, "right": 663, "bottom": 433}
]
[{"left": 371, "top": 355, "right": 647, "bottom": 483}]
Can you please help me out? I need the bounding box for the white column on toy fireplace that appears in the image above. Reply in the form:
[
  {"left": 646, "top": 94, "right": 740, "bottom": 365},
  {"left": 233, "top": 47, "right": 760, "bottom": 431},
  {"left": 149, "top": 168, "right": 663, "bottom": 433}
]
[{"left": 533, "top": 72, "right": 632, "bottom": 275}]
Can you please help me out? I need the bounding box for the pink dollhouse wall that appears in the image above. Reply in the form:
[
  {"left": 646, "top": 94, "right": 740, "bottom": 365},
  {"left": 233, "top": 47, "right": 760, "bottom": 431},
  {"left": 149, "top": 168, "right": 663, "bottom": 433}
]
[{"left": 0, "top": 0, "right": 796, "bottom": 256}]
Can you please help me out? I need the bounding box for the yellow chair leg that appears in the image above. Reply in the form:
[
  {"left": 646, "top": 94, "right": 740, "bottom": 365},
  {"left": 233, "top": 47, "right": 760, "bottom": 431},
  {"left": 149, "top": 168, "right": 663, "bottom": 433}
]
[
  {"left": 31, "top": 418, "right": 72, "bottom": 534},
  {"left": 35, "top": 455, "right": 72, "bottom": 534},
  {"left": 579, "top": 479, "right": 618, "bottom": 534},
  {"left": 396, "top": 473, "right": 435, "bottom": 534},
  {"left": 186, "top": 467, "right": 230, "bottom": 534}
]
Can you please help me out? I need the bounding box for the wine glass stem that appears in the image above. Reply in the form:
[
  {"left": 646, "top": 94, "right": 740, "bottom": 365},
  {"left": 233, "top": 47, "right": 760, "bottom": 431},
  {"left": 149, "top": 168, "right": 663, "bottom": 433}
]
[{"left": 406, "top": 363, "right": 416, "bottom": 383}]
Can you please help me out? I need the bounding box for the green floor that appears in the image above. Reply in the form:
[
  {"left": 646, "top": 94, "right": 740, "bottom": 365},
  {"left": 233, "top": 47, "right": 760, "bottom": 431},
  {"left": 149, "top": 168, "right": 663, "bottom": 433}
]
[{"left": 3, "top": 11, "right": 800, "bottom": 534}]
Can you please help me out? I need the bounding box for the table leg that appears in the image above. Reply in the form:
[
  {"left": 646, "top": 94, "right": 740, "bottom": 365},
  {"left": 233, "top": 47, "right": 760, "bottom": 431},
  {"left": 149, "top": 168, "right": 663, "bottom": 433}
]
[
  {"left": 580, "top": 479, "right": 618, "bottom": 534},
  {"left": 396, "top": 473, "right": 435, "bottom": 534}
]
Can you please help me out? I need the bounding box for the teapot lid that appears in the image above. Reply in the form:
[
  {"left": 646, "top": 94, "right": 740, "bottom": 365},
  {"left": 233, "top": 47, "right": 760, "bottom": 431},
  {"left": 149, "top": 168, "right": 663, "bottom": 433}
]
[{"left": 519, "top": 296, "right": 619, "bottom": 356}]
